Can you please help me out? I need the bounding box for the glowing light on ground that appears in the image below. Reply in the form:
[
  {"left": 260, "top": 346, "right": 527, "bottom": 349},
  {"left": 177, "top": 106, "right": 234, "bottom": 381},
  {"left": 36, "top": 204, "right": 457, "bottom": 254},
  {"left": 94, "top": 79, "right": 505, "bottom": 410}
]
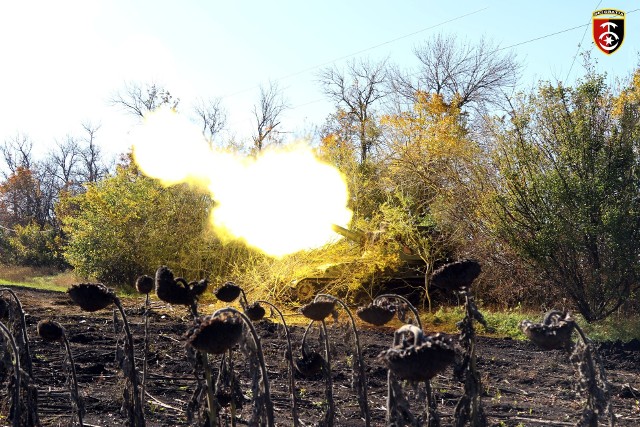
[{"left": 130, "top": 107, "right": 352, "bottom": 257}]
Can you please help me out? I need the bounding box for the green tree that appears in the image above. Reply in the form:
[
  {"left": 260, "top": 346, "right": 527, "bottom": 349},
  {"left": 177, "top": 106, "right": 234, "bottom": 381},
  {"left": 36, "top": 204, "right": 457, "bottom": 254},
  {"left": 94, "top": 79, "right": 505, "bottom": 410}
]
[
  {"left": 318, "top": 110, "right": 386, "bottom": 219},
  {"left": 59, "top": 164, "right": 213, "bottom": 285},
  {"left": 490, "top": 70, "right": 640, "bottom": 321},
  {"left": 5, "top": 222, "right": 65, "bottom": 268}
]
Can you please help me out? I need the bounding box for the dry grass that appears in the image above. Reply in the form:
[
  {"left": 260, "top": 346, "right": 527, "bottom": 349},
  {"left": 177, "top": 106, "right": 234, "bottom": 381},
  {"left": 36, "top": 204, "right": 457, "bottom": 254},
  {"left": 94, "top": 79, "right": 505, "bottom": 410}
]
[
  {"left": 0, "top": 265, "right": 79, "bottom": 292},
  {"left": 0, "top": 265, "right": 54, "bottom": 282}
]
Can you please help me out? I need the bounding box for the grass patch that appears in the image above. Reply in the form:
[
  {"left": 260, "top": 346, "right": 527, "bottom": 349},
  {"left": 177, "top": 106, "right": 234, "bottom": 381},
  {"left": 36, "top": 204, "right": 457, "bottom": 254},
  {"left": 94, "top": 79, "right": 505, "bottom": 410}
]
[
  {"left": 0, "top": 265, "right": 77, "bottom": 293},
  {"left": 420, "top": 304, "right": 640, "bottom": 342},
  {"left": 421, "top": 305, "right": 531, "bottom": 339},
  {"left": 0, "top": 265, "right": 145, "bottom": 299},
  {"left": 0, "top": 277, "right": 70, "bottom": 293},
  {"left": 577, "top": 314, "right": 640, "bottom": 343},
  {"left": 0, "top": 274, "right": 74, "bottom": 293}
]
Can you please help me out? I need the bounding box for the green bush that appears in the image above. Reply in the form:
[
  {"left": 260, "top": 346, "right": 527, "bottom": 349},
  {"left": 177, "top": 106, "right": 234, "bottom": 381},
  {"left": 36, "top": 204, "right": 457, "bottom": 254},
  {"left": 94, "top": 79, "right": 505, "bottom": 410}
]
[
  {"left": 490, "top": 70, "right": 640, "bottom": 322},
  {"left": 3, "top": 223, "right": 66, "bottom": 269},
  {"left": 59, "top": 165, "right": 214, "bottom": 285}
]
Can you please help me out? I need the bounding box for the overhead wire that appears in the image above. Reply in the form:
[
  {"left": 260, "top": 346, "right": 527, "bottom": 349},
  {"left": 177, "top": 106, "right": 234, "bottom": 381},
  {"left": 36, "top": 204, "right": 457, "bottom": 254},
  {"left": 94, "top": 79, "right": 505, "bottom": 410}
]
[
  {"left": 220, "top": 6, "right": 490, "bottom": 99},
  {"left": 565, "top": 0, "right": 603, "bottom": 82},
  {"left": 288, "top": 8, "right": 640, "bottom": 112}
]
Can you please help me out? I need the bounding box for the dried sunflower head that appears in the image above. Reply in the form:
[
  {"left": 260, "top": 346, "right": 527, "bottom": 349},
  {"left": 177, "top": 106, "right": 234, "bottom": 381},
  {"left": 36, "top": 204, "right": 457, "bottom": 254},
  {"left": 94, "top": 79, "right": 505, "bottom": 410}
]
[
  {"left": 520, "top": 311, "right": 575, "bottom": 351},
  {"left": 186, "top": 312, "right": 243, "bottom": 355},
  {"left": 214, "top": 281, "right": 242, "bottom": 303},
  {"left": 190, "top": 279, "right": 209, "bottom": 297},
  {"left": 215, "top": 389, "right": 233, "bottom": 408},
  {"left": 430, "top": 259, "right": 481, "bottom": 292},
  {"left": 379, "top": 331, "right": 456, "bottom": 382},
  {"left": 294, "top": 349, "right": 324, "bottom": 377},
  {"left": 154, "top": 266, "right": 192, "bottom": 306},
  {"left": 135, "top": 275, "right": 154, "bottom": 294},
  {"left": 244, "top": 302, "right": 266, "bottom": 321},
  {"left": 356, "top": 303, "right": 395, "bottom": 326},
  {"left": 67, "top": 283, "right": 115, "bottom": 312},
  {"left": 37, "top": 319, "right": 65, "bottom": 342},
  {"left": 300, "top": 300, "right": 337, "bottom": 321}
]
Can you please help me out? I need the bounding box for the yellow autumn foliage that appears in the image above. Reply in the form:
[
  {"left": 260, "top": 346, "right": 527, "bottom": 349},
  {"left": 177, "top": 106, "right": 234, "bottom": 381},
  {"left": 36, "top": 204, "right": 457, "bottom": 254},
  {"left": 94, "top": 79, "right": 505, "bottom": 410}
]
[{"left": 381, "top": 92, "right": 476, "bottom": 199}]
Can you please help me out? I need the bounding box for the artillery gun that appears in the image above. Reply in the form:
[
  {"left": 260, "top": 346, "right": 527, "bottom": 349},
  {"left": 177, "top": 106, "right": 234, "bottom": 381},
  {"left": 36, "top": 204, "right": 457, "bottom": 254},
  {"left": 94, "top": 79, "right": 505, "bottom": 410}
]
[{"left": 290, "top": 224, "right": 428, "bottom": 303}]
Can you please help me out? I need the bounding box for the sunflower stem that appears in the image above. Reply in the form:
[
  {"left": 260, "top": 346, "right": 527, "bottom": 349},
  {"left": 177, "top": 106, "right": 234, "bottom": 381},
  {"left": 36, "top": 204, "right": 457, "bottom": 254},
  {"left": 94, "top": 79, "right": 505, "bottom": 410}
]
[
  {"left": 301, "top": 320, "right": 314, "bottom": 354},
  {"left": 202, "top": 352, "right": 218, "bottom": 427},
  {"left": 320, "top": 320, "right": 335, "bottom": 427},
  {"left": 113, "top": 297, "right": 146, "bottom": 427},
  {"left": 227, "top": 350, "right": 237, "bottom": 427},
  {"left": 239, "top": 289, "right": 249, "bottom": 309},
  {"left": 0, "top": 288, "right": 33, "bottom": 376},
  {"left": 454, "top": 291, "right": 486, "bottom": 427},
  {"left": 572, "top": 323, "right": 614, "bottom": 426},
  {"left": 1, "top": 287, "right": 41, "bottom": 426},
  {"left": 213, "top": 308, "right": 274, "bottom": 427},
  {"left": 385, "top": 370, "right": 393, "bottom": 425},
  {"left": 424, "top": 378, "right": 439, "bottom": 427},
  {"left": 141, "top": 293, "right": 150, "bottom": 405},
  {"left": 62, "top": 332, "right": 84, "bottom": 427},
  {"left": 315, "top": 294, "right": 370, "bottom": 427},
  {"left": 256, "top": 300, "right": 299, "bottom": 427},
  {"left": 0, "top": 320, "right": 20, "bottom": 427}
]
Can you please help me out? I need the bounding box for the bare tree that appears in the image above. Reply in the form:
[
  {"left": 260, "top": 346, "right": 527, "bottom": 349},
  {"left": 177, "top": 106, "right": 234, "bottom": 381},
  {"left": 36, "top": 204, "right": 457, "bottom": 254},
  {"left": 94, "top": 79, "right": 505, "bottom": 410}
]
[
  {"left": 252, "top": 81, "right": 288, "bottom": 152},
  {"left": 42, "top": 123, "right": 109, "bottom": 197},
  {"left": 46, "top": 136, "right": 81, "bottom": 192},
  {"left": 110, "top": 81, "right": 179, "bottom": 117},
  {"left": 193, "top": 97, "right": 227, "bottom": 146},
  {"left": 319, "top": 58, "right": 388, "bottom": 164},
  {"left": 0, "top": 122, "right": 111, "bottom": 233},
  {"left": 1, "top": 133, "right": 35, "bottom": 178},
  {"left": 78, "top": 122, "right": 109, "bottom": 183},
  {"left": 390, "top": 34, "right": 520, "bottom": 115}
]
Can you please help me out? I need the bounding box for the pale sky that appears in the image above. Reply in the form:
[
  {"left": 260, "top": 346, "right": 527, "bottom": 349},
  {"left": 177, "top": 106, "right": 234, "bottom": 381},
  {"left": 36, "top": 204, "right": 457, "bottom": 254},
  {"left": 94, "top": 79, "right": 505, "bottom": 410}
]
[{"left": 0, "top": 1, "right": 637, "bottom": 160}]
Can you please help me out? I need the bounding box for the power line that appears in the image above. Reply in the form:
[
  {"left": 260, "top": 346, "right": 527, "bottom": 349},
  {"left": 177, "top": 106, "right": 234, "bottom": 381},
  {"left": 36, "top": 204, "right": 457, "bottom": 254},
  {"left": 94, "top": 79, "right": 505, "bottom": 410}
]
[
  {"left": 276, "top": 6, "right": 490, "bottom": 81},
  {"left": 220, "top": 6, "right": 490, "bottom": 99},
  {"left": 566, "top": 0, "right": 603, "bottom": 82},
  {"left": 496, "top": 23, "right": 589, "bottom": 52},
  {"left": 261, "top": 8, "right": 640, "bottom": 116},
  {"left": 502, "top": 7, "right": 638, "bottom": 53}
]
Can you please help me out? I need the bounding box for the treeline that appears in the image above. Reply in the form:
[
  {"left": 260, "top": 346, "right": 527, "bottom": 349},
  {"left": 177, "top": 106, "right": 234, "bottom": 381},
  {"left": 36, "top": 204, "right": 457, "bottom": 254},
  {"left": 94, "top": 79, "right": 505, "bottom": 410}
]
[
  {"left": 0, "top": 124, "right": 109, "bottom": 268},
  {"left": 1, "top": 36, "right": 639, "bottom": 322}
]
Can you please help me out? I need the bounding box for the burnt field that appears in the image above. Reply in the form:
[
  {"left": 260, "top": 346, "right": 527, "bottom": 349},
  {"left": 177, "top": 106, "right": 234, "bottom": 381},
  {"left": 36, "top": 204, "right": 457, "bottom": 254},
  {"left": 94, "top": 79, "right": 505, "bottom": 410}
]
[{"left": 2, "top": 287, "right": 640, "bottom": 426}]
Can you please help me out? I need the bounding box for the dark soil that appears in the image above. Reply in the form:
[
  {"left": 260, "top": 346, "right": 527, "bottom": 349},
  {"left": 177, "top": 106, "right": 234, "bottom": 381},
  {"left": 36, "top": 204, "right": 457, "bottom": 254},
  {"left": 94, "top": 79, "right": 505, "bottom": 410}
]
[{"left": 2, "top": 287, "right": 639, "bottom": 426}]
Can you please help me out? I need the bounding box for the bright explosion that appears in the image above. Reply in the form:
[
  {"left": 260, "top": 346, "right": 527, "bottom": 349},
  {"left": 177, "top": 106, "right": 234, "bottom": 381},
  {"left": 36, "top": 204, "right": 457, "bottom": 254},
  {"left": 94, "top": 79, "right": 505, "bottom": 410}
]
[{"left": 130, "top": 107, "right": 352, "bottom": 258}]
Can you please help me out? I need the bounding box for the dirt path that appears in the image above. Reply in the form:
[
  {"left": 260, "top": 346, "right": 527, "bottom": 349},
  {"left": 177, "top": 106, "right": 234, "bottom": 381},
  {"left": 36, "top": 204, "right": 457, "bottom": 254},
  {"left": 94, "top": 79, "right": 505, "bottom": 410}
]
[{"left": 1, "top": 286, "right": 639, "bottom": 426}]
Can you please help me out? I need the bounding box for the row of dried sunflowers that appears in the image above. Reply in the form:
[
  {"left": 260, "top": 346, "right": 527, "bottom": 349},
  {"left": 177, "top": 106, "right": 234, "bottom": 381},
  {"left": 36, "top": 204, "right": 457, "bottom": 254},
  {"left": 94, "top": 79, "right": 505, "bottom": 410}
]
[{"left": 0, "top": 258, "right": 613, "bottom": 427}]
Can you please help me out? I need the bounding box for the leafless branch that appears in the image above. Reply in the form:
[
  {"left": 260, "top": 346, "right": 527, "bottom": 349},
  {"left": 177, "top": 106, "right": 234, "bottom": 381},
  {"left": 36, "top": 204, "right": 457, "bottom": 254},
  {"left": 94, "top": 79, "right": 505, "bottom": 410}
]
[
  {"left": 391, "top": 34, "right": 521, "bottom": 115},
  {"left": 193, "top": 97, "right": 227, "bottom": 146},
  {"left": 319, "top": 58, "right": 389, "bottom": 163},
  {"left": 110, "top": 81, "right": 180, "bottom": 117},
  {"left": 252, "top": 81, "right": 288, "bottom": 152}
]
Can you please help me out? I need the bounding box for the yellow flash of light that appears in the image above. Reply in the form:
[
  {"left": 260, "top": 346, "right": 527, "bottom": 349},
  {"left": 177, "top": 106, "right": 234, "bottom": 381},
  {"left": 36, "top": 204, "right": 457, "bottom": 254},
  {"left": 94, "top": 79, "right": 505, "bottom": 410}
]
[{"left": 130, "top": 107, "right": 352, "bottom": 258}]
